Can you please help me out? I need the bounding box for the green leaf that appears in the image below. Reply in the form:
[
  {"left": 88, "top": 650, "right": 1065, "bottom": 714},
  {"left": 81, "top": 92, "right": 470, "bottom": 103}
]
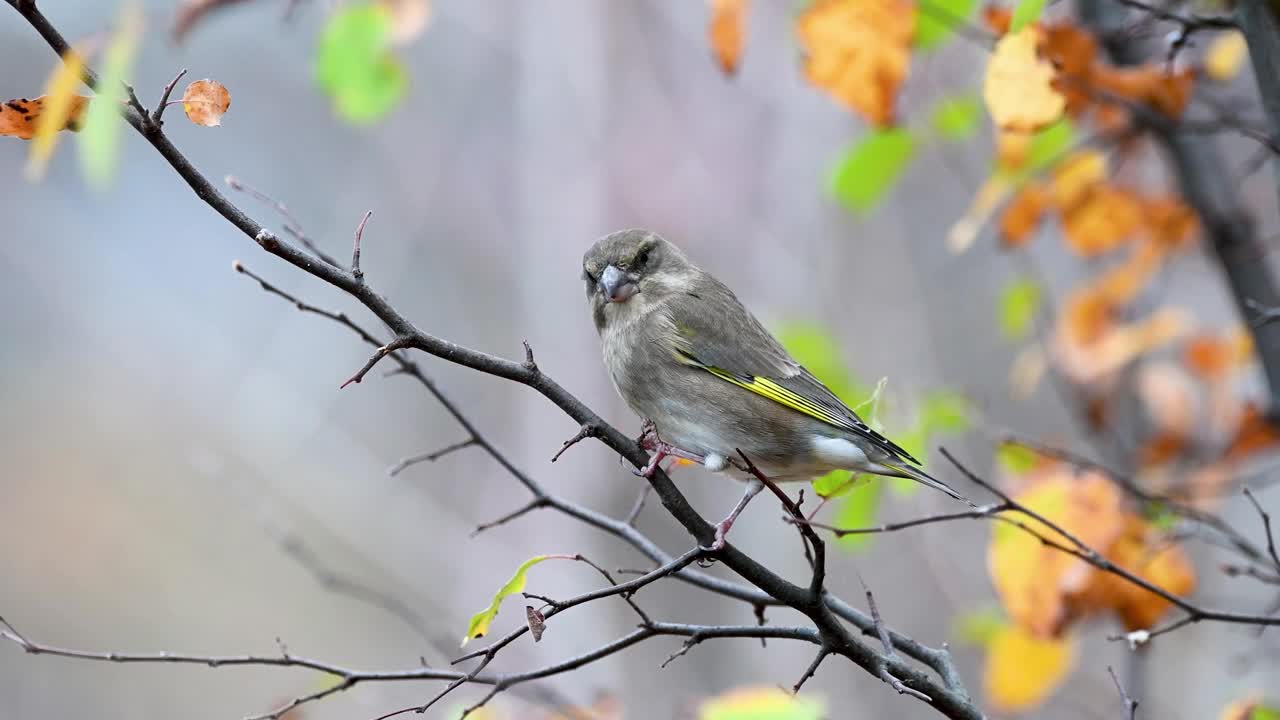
[
  {"left": 828, "top": 128, "right": 916, "bottom": 215},
  {"left": 316, "top": 3, "right": 406, "bottom": 124},
  {"left": 931, "top": 94, "right": 982, "bottom": 140},
  {"left": 78, "top": 1, "right": 142, "bottom": 189},
  {"left": 1010, "top": 0, "right": 1047, "bottom": 32},
  {"left": 953, "top": 607, "right": 1006, "bottom": 648},
  {"left": 1144, "top": 501, "right": 1179, "bottom": 531},
  {"left": 1251, "top": 706, "right": 1280, "bottom": 720},
  {"left": 1024, "top": 118, "right": 1075, "bottom": 175},
  {"left": 999, "top": 278, "right": 1043, "bottom": 341},
  {"left": 915, "top": 0, "right": 980, "bottom": 49},
  {"left": 462, "top": 555, "right": 554, "bottom": 646},
  {"left": 812, "top": 470, "right": 870, "bottom": 499},
  {"left": 920, "top": 391, "right": 970, "bottom": 435},
  {"left": 995, "top": 442, "right": 1038, "bottom": 474},
  {"left": 833, "top": 479, "right": 882, "bottom": 549},
  {"left": 774, "top": 323, "right": 868, "bottom": 404}
]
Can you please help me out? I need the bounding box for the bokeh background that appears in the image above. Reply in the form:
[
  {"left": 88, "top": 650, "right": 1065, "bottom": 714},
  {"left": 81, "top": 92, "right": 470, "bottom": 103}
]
[{"left": 1, "top": 1, "right": 1277, "bottom": 718}]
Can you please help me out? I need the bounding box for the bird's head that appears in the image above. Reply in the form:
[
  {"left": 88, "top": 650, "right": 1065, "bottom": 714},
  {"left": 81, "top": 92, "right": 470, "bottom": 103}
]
[{"left": 583, "top": 230, "right": 694, "bottom": 329}]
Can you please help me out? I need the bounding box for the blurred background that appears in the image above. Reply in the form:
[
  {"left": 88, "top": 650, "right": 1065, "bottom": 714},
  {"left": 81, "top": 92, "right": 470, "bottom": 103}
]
[{"left": 2, "top": 1, "right": 1278, "bottom": 718}]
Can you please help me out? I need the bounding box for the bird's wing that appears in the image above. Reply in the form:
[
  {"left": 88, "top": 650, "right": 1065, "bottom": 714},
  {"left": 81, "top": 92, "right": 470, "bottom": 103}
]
[{"left": 663, "top": 278, "right": 921, "bottom": 466}]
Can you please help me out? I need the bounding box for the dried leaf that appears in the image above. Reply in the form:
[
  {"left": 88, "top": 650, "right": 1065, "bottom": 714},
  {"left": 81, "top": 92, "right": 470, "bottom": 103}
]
[
  {"left": 796, "top": 0, "right": 915, "bottom": 127},
  {"left": 1205, "top": 31, "right": 1248, "bottom": 82},
  {"left": 181, "top": 79, "right": 231, "bottom": 126},
  {"left": 1042, "top": 22, "right": 1098, "bottom": 116},
  {"left": 982, "top": 4, "right": 1012, "bottom": 35},
  {"left": 1060, "top": 185, "right": 1144, "bottom": 257},
  {"left": 1224, "top": 404, "right": 1280, "bottom": 462},
  {"left": 1088, "top": 517, "right": 1196, "bottom": 631},
  {"left": 1144, "top": 195, "right": 1199, "bottom": 251},
  {"left": 984, "top": 27, "right": 1066, "bottom": 133},
  {"left": 0, "top": 95, "right": 89, "bottom": 140},
  {"left": 1092, "top": 65, "right": 1195, "bottom": 119},
  {"left": 525, "top": 605, "right": 546, "bottom": 642},
  {"left": 999, "top": 182, "right": 1048, "bottom": 247},
  {"left": 1049, "top": 150, "right": 1107, "bottom": 211},
  {"left": 985, "top": 622, "right": 1076, "bottom": 712},
  {"left": 989, "top": 471, "right": 1127, "bottom": 637},
  {"left": 709, "top": 0, "right": 747, "bottom": 75},
  {"left": 27, "top": 50, "right": 88, "bottom": 181}
]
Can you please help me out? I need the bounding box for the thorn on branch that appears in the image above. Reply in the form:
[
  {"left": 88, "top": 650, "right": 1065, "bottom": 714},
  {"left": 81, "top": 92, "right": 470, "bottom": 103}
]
[
  {"left": 340, "top": 337, "right": 413, "bottom": 389},
  {"left": 522, "top": 340, "right": 538, "bottom": 372},
  {"left": 861, "top": 575, "right": 931, "bottom": 703},
  {"left": 754, "top": 603, "right": 768, "bottom": 648},
  {"left": 551, "top": 423, "right": 601, "bottom": 462},
  {"left": 470, "top": 498, "right": 549, "bottom": 536},
  {"left": 792, "top": 647, "right": 831, "bottom": 693},
  {"left": 387, "top": 438, "right": 478, "bottom": 476},
  {"left": 352, "top": 210, "right": 372, "bottom": 282}
]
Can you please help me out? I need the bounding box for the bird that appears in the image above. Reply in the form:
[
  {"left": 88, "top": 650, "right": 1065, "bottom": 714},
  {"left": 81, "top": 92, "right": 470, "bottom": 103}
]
[{"left": 582, "top": 229, "right": 970, "bottom": 549}]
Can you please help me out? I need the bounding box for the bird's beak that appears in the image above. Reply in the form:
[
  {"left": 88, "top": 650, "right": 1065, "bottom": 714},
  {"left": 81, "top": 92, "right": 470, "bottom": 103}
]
[{"left": 598, "top": 265, "right": 637, "bottom": 303}]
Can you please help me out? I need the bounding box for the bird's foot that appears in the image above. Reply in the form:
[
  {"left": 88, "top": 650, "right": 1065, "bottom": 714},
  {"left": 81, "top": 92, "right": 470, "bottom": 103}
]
[
  {"left": 636, "top": 419, "right": 659, "bottom": 449},
  {"left": 701, "top": 479, "right": 766, "bottom": 552},
  {"left": 634, "top": 440, "right": 706, "bottom": 478}
]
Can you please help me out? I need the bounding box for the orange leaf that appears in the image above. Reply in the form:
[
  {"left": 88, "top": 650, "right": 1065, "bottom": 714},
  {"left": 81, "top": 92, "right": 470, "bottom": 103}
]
[
  {"left": 982, "top": 4, "right": 1012, "bottom": 35},
  {"left": 1049, "top": 150, "right": 1107, "bottom": 210},
  {"left": 1000, "top": 182, "right": 1049, "bottom": 248},
  {"left": 0, "top": 95, "right": 90, "bottom": 140},
  {"left": 1042, "top": 21, "right": 1098, "bottom": 116},
  {"left": 182, "top": 79, "right": 231, "bottom": 127},
  {"left": 709, "top": 0, "right": 747, "bottom": 76},
  {"left": 796, "top": 0, "right": 915, "bottom": 127},
  {"left": 1060, "top": 185, "right": 1143, "bottom": 257},
  {"left": 988, "top": 471, "right": 1127, "bottom": 637},
  {"left": 1089, "top": 516, "right": 1196, "bottom": 631},
  {"left": 1144, "top": 195, "right": 1199, "bottom": 251},
  {"left": 984, "top": 27, "right": 1066, "bottom": 133},
  {"left": 1225, "top": 404, "right": 1280, "bottom": 462},
  {"left": 1092, "top": 65, "right": 1195, "bottom": 119},
  {"left": 984, "top": 623, "right": 1076, "bottom": 712},
  {"left": 1185, "top": 333, "right": 1238, "bottom": 379}
]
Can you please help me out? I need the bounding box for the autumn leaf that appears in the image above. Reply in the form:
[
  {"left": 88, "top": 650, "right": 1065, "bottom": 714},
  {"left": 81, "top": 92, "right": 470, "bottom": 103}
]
[
  {"left": 1137, "top": 363, "right": 1196, "bottom": 439},
  {"left": 988, "top": 470, "right": 1127, "bottom": 637},
  {"left": 0, "top": 95, "right": 90, "bottom": 141},
  {"left": 1048, "top": 150, "right": 1106, "bottom": 210},
  {"left": 79, "top": 0, "right": 144, "bottom": 189},
  {"left": 985, "top": 622, "right": 1076, "bottom": 712},
  {"left": 796, "top": 0, "right": 915, "bottom": 127},
  {"left": 463, "top": 555, "right": 559, "bottom": 645},
  {"left": 709, "top": 0, "right": 747, "bottom": 75},
  {"left": 182, "top": 79, "right": 231, "bottom": 126},
  {"left": 1092, "top": 65, "right": 1195, "bottom": 119},
  {"left": 1060, "top": 185, "right": 1144, "bottom": 257},
  {"left": 984, "top": 27, "right": 1065, "bottom": 133},
  {"left": 27, "top": 50, "right": 89, "bottom": 181},
  {"left": 999, "top": 182, "right": 1048, "bottom": 247},
  {"left": 1085, "top": 516, "right": 1196, "bottom": 631},
  {"left": 1042, "top": 21, "right": 1097, "bottom": 116},
  {"left": 1144, "top": 195, "right": 1199, "bottom": 251},
  {"left": 698, "top": 686, "right": 824, "bottom": 720},
  {"left": 1220, "top": 697, "right": 1280, "bottom": 720},
  {"left": 1205, "top": 31, "right": 1248, "bottom": 82}
]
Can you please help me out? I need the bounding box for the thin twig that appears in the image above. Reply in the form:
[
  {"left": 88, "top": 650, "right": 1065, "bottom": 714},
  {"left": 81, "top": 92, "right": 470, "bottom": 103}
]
[
  {"left": 1107, "top": 665, "right": 1139, "bottom": 720},
  {"left": 151, "top": 68, "right": 188, "bottom": 127},
  {"left": 387, "top": 438, "right": 478, "bottom": 476},
  {"left": 351, "top": 210, "right": 371, "bottom": 282}
]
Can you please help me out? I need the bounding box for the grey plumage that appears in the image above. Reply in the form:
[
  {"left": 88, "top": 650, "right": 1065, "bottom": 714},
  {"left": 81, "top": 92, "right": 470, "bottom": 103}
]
[{"left": 583, "top": 229, "right": 967, "bottom": 503}]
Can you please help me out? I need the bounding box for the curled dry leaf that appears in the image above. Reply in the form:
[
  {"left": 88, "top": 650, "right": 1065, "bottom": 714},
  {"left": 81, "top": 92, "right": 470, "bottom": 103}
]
[
  {"left": 984, "top": 27, "right": 1065, "bottom": 133},
  {"left": 709, "top": 0, "right": 747, "bottom": 75},
  {"left": 182, "top": 79, "right": 231, "bottom": 126},
  {"left": 796, "top": 0, "right": 915, "bottom": 127},
  {"left": 525, "top": 605, "right": 546, "bottom": 642},
  {"left": 0, "top": 95, "right": 90, "bottom": 140}
]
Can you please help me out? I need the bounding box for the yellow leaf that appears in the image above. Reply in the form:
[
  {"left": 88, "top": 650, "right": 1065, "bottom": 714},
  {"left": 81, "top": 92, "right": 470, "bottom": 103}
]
[
  {"left": 796, "top": 0, "right": 915, "bottom": 127},
  {"left": 987, "top": 471, "right": 1126, "bottom": 637},
  {"left": 26, "top": 50, "right": 88, "bottom": 181},
  {"left": 984, "top": 27, "right": 1065, "bottom": 133},
  {"left": 1049, "top": 150, "right": 1107, "bottom": 210},
  {"left": 1060, "top": 185, "right": 1144, "bottom": 257},
  {"left": 698, "top": 686, "right": 824, "bottom": 720},
  {"left": 182, "top": 79, "right": 231, "bottom": 127},
  {"left": 1205, "top": 31, "right": 1247, "bottom": 82},
  {"left": 985, "top": 623, "right": 1076, "bottom": 712},
  {"left": 709, "top": 0, "right": 747, "bottom": 75},
  {"left": 462, "top": 555, "right": 558, "bottom": 646}
]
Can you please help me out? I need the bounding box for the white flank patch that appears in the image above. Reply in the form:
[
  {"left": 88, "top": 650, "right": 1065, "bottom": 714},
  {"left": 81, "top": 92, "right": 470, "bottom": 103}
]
[{"left": 810, "top": 435, "right": 870, "bottom": 471}]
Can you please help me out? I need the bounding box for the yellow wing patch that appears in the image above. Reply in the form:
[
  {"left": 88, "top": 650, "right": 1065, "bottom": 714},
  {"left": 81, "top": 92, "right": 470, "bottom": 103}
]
[{"left": 704, "top": 367, "right": 858, "bottom": 432}]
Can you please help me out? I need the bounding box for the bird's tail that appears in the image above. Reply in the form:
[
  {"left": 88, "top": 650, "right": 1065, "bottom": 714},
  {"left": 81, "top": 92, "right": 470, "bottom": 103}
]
[{"left": 880, "top": 461, "right": 975, "bottom": 507}]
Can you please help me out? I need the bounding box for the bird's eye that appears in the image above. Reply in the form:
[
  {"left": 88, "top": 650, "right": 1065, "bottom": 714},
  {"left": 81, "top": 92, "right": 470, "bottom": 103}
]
[
  {"left": 583, "top": 267, "right": 596, "bottom": 283},
  {"left": 634, "top": 247, "right": 651, "bottom": 267}
]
